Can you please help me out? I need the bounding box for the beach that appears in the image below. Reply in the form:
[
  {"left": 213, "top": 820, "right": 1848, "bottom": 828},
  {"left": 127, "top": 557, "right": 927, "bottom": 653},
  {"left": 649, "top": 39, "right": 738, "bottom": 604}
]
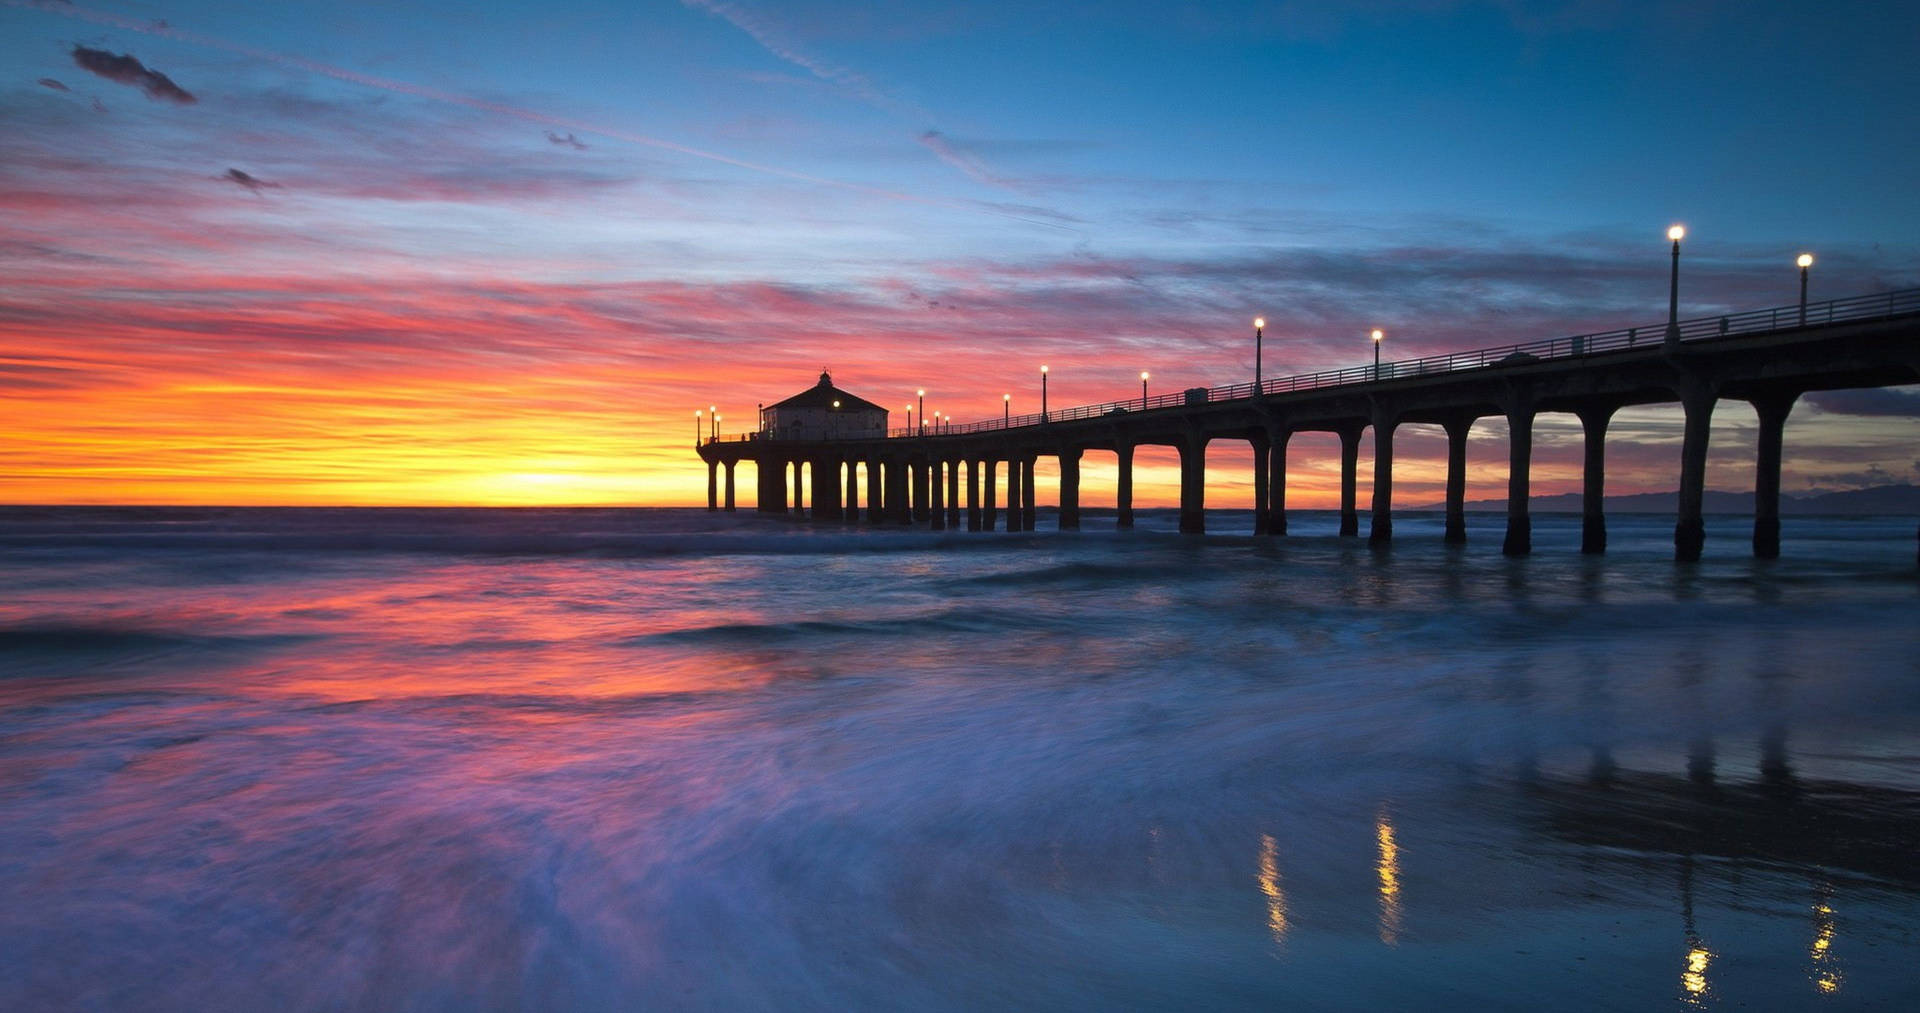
[{"left": 3, "top": 506, "right": 1917, "bottom": 1010}]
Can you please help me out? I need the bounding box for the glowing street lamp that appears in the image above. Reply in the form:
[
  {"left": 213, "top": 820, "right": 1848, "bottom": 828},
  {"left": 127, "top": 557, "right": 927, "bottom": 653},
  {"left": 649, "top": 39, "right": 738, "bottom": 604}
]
[
  {"left": 1254, "top": 317, "right": 1265, "bottom": 393},
  {"left": 694, "top": 409, "right": 702, "bottom": 446},
  {"left": 1040, "top": 365, "right": 1049, "bottom": 421},
  {"left": 1141, "top": 370, "right": 1150, "bottom": 409},
  {"left": 709, "top": 405, "right": 718, "bottom": 441},
  {"left": 1003, "top": 393, "right": 1011, "bottom": 427},
  {"left": 1666, "top": 224, "right": 1685, "bottom": 348},
  {"left": 1797, "top": 253, "right": 1814, "bottom": 324},
  {"left": 1371, "top": 329, "right": 1384, "bottom": 380},
  {"left": 917, "top": 389, "right": 926, "bottom": 434}
]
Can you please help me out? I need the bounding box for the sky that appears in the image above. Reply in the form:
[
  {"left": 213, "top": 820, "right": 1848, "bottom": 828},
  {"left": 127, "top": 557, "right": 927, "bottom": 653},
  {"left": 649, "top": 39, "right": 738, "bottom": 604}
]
[{"left": 3, "top": 0, "right": 1917, "bottom": 507}]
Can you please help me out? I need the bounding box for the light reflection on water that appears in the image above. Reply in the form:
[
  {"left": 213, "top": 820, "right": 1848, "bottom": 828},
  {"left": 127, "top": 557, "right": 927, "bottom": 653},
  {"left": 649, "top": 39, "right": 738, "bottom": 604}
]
[
  {"left": 1374, "top": 806, "right": 1402, "bottom": 947},
  {"left": 1, "top": 507, "right": 1918, "bottom": 1010}
]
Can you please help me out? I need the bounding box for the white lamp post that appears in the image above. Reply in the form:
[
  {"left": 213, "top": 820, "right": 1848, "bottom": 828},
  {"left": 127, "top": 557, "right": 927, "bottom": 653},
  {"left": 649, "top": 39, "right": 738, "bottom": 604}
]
[
  {"left": 1797, "top": 253, "right": 1814, "bottom": 324},
  {"left": 1665, "top": 225, "right": 1685, "bottom": 348}
]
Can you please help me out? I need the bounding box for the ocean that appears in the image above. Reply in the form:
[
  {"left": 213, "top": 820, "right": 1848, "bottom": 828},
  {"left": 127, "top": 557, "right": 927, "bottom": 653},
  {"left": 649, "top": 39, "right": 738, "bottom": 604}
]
[{"left": 2, "top": 506, "right": 1916, "bottom": 1011}]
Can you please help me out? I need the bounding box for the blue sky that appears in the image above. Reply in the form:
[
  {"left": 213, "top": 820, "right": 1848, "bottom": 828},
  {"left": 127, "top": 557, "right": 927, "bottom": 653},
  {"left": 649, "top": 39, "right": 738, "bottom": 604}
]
[{"left": 2, "top": 0, "right": 1916, "bottom": 504}]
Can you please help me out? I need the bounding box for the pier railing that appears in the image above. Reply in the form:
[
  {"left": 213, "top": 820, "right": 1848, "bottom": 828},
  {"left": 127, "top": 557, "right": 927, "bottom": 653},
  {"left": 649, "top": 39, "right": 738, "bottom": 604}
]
[{"left": 711, "top": 286, "right": 1920, "bottom": 443}]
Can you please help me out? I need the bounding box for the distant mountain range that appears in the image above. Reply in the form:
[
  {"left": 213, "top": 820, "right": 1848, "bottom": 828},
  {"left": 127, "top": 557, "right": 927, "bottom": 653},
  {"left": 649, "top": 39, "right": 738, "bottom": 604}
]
[{"left": 1414, "top": 484, "right": 1920, "bottom": 514}]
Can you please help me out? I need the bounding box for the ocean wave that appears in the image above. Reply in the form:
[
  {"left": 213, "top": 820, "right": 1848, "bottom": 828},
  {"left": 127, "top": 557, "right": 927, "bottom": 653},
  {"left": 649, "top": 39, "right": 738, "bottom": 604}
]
[
  {"left": 0, "top": 506, "right": 1001, "bottom": 560},
  {"left": 630, "top": 608, "right": 1058, "bottom": 648},
  {"left": 0, "top": 625, "right": 317, "bottom": 669}
]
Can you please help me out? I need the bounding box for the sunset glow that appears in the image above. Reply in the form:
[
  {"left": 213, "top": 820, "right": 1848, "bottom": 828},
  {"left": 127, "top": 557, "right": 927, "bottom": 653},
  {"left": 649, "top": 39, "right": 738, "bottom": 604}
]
[{"left": 3, "top": 1, "right": 1915, "bottom": 507}]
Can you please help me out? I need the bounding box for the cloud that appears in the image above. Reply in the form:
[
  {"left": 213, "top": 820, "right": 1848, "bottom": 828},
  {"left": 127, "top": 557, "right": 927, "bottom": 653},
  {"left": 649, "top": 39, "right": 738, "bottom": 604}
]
[
  {"left": 682, "top": 1, "right": 1035, "bottom": 194},
  {"left": 37, "top": 77, "right": 70, "bottom": 92},
  {"left": 545, "top": 130, "right": 587, "bottom": 150},
  {"left": 70, "top": 45, "right": 196, "bottom": 104},
  {"left": 681, "top": 0, "right": 914, "bottom": 116},
  {"left": 219, "top": 168, "right": 279, "bottom": 194},
  {"left": 1804, "top": 387, "right": 1920, "bottom": 418},
  {"left": 918, "top": 130, "right": 1017, "bottom": 191}
]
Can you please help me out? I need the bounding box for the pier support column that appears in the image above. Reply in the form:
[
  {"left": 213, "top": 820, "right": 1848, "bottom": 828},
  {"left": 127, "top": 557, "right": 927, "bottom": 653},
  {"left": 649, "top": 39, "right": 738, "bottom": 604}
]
[
  {"left": 811, "top": 458, "right": 841, "bottom": 521},
  {"left": 724, "top": 462, "right": 736, "bottom": 511},
  {"left": 1750, "top": 392, "right": 1796, "bottom": 559},
  {"left": 1675, "top": 385, "right": 1718, "bottom": 562},
  {"left": 1005, "top": 458, "right": 1023, "bottom": 532},
  {"left": 845, "top": 461, "right": 858, "bottom": 522},
  {"left": 1269, "top": 430, "right": 1290, "bottom": 536},
  {"left": 1503, "top": 405, "right": 1536, "bottom": 557},
  {"left": 1443, "top": 416, "right": 1471, "bottom": 544},
  {"left": 886, "top": 458, "right": 911, "bottom": 525},
  {"left": 866, "top": 459, "right": 883, "bottom": 524},
  {"left": 967, "top": 460, "right": 981, "bottom": 531},
  {"left": 1178, "top": 437, "right": 1207, "bottom": 534},
  {"left": 929, "top": 459, "right": 946, "bottom": 531},
  {"left": 793, "top": 460, "right": 806, "bottom": 517},
  {"left": 758, "top": 457, "right": 784, "bottom": 513},
  {"left": 947, "top": 462, "right": 961, "bottom": 529},
  {"left": 912, "top": 460, "right": 930, "bottom": 523},
  {"left": 1022, "top": 457, "right": 1038, "bottom": 532},
  {"left": 1251, "top": 434, "right": 1271, "bottom": 536},
  {"left": 1369, "top": 408, "right": 1397, "bottom": 546},
  {"left": 1577, "top": 405, "right": 1616, "bottom": 554},
  {"left": 984, "top": 460, "right": 999, "bottom": 531},
  {"left": 1116, "top": 444, "right": 1135, "bottom": 529},
  {"left": 1338, "top": 426, "right": 1362, "bottom": 537},
  {"left": 706, "top": 460, "right": 718, "bottom": 511},
  {"left": 1059, "top": 449, "right": 1082, "bottom": 531}
]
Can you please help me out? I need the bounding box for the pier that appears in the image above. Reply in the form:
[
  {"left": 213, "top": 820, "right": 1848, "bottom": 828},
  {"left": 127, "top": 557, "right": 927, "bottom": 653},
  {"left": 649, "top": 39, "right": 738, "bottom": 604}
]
[{"left": 698, "top": 288, "right": 1920, "bottom": 560}]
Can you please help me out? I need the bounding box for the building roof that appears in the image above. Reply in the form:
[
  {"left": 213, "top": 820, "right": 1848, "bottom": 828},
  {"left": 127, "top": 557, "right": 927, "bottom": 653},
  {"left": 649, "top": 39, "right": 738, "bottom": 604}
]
[{"left": 766, "top": 372, "right": 888, "bottom": 413}]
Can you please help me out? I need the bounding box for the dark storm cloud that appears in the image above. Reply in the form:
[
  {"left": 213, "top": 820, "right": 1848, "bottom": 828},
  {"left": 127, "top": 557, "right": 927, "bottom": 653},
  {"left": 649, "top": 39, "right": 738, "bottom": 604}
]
[
  {"left": 220, "top": 168, "right": 279, "bottom": 193},
  {"left": 1804, "top": 388, "right": 1920, "bottom": 418},
  {"left": 70, "top": 45, "right": 197, "bottom": 105}
]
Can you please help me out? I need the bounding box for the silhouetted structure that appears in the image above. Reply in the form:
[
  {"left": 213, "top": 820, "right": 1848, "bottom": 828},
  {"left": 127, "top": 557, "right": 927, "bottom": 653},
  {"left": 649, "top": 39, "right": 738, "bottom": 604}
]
[
  {"left": 698, "top": 288, "right": 1920, "bottom": 561},
  {"left": 758, "top": 372, "right": 888, "bottom": 442}
]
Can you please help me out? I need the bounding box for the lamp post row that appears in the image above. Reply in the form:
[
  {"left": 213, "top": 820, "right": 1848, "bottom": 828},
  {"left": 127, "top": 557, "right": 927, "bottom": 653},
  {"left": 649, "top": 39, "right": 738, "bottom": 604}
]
[{"left": 721, "top": 232, "right": 1816, "bottom": 440}]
